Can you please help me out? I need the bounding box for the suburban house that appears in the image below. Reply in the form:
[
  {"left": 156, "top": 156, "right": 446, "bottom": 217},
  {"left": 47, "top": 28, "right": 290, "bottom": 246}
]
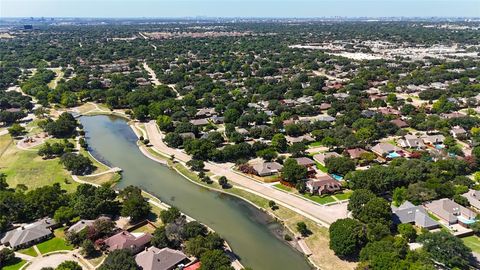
[
  {"left": 313, "top": 152, "right": 341, "bottom": 166},
  {"left": 67, "top": 216, "right": 111, "bottom": 233},
  {"left": 305, "top": 174, "right": 342, "bottom": 195},
  {"left": 421, "top": 134, "right": 445, "bottom": 146},
  {"left": 345, "top": 148, "right": 367, "bottom": 159},
  {"left": 195, "top": 108, "right": 216, "bottom": 118},
  {"left": 398, "top": 134, "right": 426, "bottom": 149},
  {"left": 189, "top": 118, "right": 209, "bottom": 126},
  {"left": 392, "top": 201, "right": 440, "bottom": 230},
  {"left": 286, "top": 135, "right": 315, "bottom": 144},
  {"left": 294, "top": 157, "right": 315, "bottom": 167},
  {"left": 390, "top": 119, "right": 409, "bottom": 128},
  {"left": 462, "top": 190, "right": 480, "bottom": 210},
  {"left": 451, "top": 126, "right": 467, "bottom": 139},
  {"left": 424, "top": 198, "right": 477, "bottom": 227},
  {"left": 371, "top": 143, "right": 404, "bottom": 158},
  {"left": 104, "top": 231, "right": 152, "bottom": 254},
  {"left": 135, "top": 247, "right": 189, "bottom": 270},
  {"left": 1, "top": 218, "right": 56, "bottom": 249},
  {"left": 252, "top": 162, "right": 283, "bottom": 177}
]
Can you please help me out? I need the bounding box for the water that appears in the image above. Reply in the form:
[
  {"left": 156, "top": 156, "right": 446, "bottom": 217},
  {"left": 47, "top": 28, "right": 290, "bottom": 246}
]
[{"left": 80, "top": 115, "right": 312, "bottom": 270}]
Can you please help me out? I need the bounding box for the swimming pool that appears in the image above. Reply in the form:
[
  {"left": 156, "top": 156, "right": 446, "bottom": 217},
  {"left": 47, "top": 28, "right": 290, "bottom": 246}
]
[
  {"left": 458, "top": 216, "right": 476, "bottom": 225},
  {"left": 331, "top": 174, "right": 344, "bottom": 181},
  {"left": 435, "top": 144, "right": 445, "bottom": 149},
  {"left": 387, "top": 152, "right": 401, "bottom": 158}
]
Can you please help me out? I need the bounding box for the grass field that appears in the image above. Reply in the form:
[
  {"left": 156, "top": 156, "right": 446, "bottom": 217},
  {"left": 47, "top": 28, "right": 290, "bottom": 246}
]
[
  {"left": 78, "top": 172, "right": 121, "bottom": 186},
  {"left": 0, "top": 134, "right": 78, "bottom": 192},
  {"left": 333, "top": 191, "right": 353, "bottom": 201},
  {"left": 36, "top": 228, "right": 73, "bottom": 254},
  {"left": 274, "top": 183, "right": 338, "bottom": 205},
  {"left": 3, "top": 259, "right": 27, "bottom": 270},
  {"left": 462, "top": 235, "right": 480, "bottom": 253},
  {"left": 79, "top": 147, "right": 110, "bottom": 174},
  {"left": 18, "top": 246, "right": 38, "bottom": 257}
]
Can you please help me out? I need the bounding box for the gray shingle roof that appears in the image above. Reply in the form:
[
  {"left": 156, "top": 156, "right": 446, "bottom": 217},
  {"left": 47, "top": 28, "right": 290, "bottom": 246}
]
[
  {"left": 1, "top": 218, "right": 55, "bottom": 248},
  {"left": 392, "top": 201, "right": 439, "bottom": 229}
]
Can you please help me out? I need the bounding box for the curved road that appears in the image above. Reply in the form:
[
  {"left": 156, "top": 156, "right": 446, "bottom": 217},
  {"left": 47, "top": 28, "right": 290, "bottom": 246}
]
[{"left": 143, "top": 121, "right": 348, "bottom": 226}]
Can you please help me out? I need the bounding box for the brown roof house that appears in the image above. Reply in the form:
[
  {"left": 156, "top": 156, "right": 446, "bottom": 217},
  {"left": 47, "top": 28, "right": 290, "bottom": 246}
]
[
  {"left": 104, "top": 231, "right": 152, "bottom": 254},
  {"left": 306, "top": 174, "right": 341, "bottom": 195},
  {"left": 345, "top": 148, "right": 367, "bottom": 159},
  {"left": 424, "top": 198, "right": 477, "bottom": 227},
  {"left": 252, "top": 162, "right": 283, "bottom": 177},
  {"left": 294, "top": 157, "right": 315, "bottom": 167},
  {"left": 462, "top": 190, "right": 480, "bottom": 210},
  {"left": 135, "top": 247, "right": 189, "bottom": 270},
  {"left": 313, "top": 152, "right": 340, "bottom": 166},
  {"left": 398, "top": 135, "right": 426, "bottom": 149},
  {"left": 390, "top": 119, "right": 409, "bottom": 128},
  {"left": 371, "top": 143, "right": 403, "bottom": 158}
]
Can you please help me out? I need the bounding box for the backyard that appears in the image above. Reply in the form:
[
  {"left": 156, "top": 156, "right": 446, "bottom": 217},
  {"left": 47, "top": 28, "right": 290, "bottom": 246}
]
[
  {"left": 36, "top": 228, "right": 73, "bottom": 254},
  {"left": 3, "top": 258, "right": 27, "bottom": 270},
  {"left": 462, "top": 235, "right": 480, "bottom": 254}
]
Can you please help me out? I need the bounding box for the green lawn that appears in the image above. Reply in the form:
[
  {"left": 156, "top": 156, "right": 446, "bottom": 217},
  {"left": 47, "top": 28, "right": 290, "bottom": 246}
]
[
  {"left": 274, "top": 183, "right": 294, "bottom": 192},
  {"left": 334, "top": 191, "right": 353, "bottom": 201},
  {"left": 462, "top": 235, "right": 480, "bottom": 253},
  {"left": 315, "top": 162, "right": 328, "bottom": 173},
  {"left": 36, "top": 236, "right": 73, "bottom": 254},
  {"left": 308, "top": 141, "right": 322, "bottom": 148},
  {"left": 17, "top": 246, "right": 38, "bottom": 257},
  {"left": 303, "top": 193, "right": 336, "bottom": 204},
  {"left": 0, "top": 135, "right": 78, "bottom": 192},
  {"left": 3, "top": 258, "right": 27, "bottom": 270}
]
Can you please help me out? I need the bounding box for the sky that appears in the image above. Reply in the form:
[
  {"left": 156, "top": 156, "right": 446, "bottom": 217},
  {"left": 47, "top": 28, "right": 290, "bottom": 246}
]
[{"left": 1, "top": 0, "right": 479, "bottom": 18}]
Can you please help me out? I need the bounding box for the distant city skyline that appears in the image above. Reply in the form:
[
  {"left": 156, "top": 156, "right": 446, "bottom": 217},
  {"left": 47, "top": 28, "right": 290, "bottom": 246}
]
[{"left": 1, "top": 0, "right": 479, "bottom": 18}]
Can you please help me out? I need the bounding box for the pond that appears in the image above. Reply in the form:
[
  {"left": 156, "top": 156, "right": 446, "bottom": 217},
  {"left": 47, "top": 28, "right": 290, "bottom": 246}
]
[{"left": 80, "top": 115, "right": 312, "bottom": 270}]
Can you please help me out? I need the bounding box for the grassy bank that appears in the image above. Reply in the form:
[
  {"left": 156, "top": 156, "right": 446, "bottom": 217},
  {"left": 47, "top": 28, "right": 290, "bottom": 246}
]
[{"left": 0, "top": 134, "right": 78, "bottom": 192}]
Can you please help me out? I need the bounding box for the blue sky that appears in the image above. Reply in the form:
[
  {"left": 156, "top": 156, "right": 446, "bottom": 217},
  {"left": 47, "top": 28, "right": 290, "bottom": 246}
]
[{"left": 1, "top": 0, "right": 479, "bottom": 18}]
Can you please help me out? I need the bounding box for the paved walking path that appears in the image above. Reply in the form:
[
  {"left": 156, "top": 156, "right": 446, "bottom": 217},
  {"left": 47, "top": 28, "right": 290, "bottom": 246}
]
[{"left": 143, "top": 121, "right": 348, "bottom": 226}]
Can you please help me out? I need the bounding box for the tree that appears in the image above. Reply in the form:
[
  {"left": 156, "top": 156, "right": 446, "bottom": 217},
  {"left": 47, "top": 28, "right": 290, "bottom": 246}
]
[
  {"left": 81, "top": 239, "right": 96, "bottom": 258},
  {"left": 355, "top": 197, "right": 392, "bottom": 226},
  {"left": 98, "top": 250, "right": 138, "bottom": 270},
  {"left": 151, "top": 226, "right": 171, "bottom": 249},
  {"left": 156, "top": 115, "right": 173, "bottom": 131},
  {"left": 56, "top": 261, "right": 82, "bottom": 270},
  {"left": 271, "top": 134, "right": 287, "bottom": 152},
  {"left": 42, "top": 112, "right": 78, "bottom": 138},
  {"left": 366, "top": 222, "right": 390, "bottom": 242},
  {"left": 329, "top": 218, "right": 366, "bottom": 258},
  {"left": 281, "top": 159, "right": 307, "bottom": 184},
  {"left": 54, "top": 206, "right": 77, "bottom": 224},
  {"left": 418, "top": 231, "right": 473, "bottom": 269},
  {"left": 120, "top": 186, "right": 151, "bottom": 223},
  {"left": 199, "top": 250, "right": 234, "bottom": 270},
  {"left": 347, "top": 189, "right": 376, "bottom": 218},
  {"left": 218, "top": 176, "right": 228, "bottom": 188},
  {"left": 60, "top": 153, "right": 94, "bottom": 175},
  {"left": 8, "top": 123, "right": 25, "bottom": 137},
  {"left": 397, "top": 223, "right": 417, "bottom": 242},
  {"left": 268, "top": 200, "right": 278, "bottom": 210},
  {"left": 325, "top": 156, "right": 355, "bottom": 175},
  {"left": 181, "top": 221, "right": 208, "bottom": 240},
  {"left": 186, "top": 159, "right": 205, "bottom": 171},
  {"left": 296, "top": 222, "right": 311, "bottom": 237},
  {"left": 0, "top": 248, "right": 14, "bottom": 265},
  {"left": 160, "top": 207, "right": 181, "bottom": 224},
  {"left": 392, "top": 187, "right": 407, "bottom": 206}
]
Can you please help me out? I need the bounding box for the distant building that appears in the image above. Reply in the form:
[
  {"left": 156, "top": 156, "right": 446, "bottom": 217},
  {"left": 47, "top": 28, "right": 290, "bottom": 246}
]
[
  {"left": 252, "top": 162, "right": 283, "bottom": 177},
  {"left": 313, "top": 152, "right": 341, "bottom": 166}
]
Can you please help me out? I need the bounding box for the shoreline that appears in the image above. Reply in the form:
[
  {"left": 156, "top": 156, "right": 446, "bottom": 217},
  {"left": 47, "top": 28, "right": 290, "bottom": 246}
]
[{"left": 78, "top": 109, "right": 326, "bottom": 270}]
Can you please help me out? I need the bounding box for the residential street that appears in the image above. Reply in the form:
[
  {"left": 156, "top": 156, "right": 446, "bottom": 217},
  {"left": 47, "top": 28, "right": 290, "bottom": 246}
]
[{"left": 144, "top": 121, "right": 349, "bottom": 226}]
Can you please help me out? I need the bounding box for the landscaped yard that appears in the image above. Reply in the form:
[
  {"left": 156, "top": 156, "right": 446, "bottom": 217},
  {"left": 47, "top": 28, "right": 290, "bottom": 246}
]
[
  {"left": 314, "top": 161, "right": 328, "bottom": 173},
  {"left": 3, "top": 258, "right": 27, "bottom": 270},
  {"left": 333, "top": 191, "right": 353, "bottom": 201},
  {"left": 18, "top": 246, "right": 38, "bottom": 257},
  {"left": 309, "top": 141, "right": 323, "bottom": 148},
  {"left": 36, "top": 229, "right": 73, "bottom": 254},
  {"left": 462, "top": 235, "right": 480, "bottom": 253},
  {"left": 303, "top": 193, "right": 336, "bottom": 204},
  {"left": 274, "top": 183, "right": 294, "bottom": 192},
  {"left": 0, "top": 135, "right": 78, "bottom": 192}
]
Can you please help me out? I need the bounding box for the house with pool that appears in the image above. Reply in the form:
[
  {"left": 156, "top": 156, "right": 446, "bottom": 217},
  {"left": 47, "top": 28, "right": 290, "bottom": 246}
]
[
  {"left": 424, "top": 198, "right": 477, "bottom": 228},
  {"left": 371, "top": 142, "right": 405, "bottom": 160}
]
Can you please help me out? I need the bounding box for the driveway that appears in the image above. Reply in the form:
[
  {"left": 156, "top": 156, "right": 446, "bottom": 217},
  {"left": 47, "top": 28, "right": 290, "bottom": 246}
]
[
  {"left": 27, "top": 253, "right": 87, "bottom": 270},
  {"left": 143, "top": 121, "right": 349, "bottom": 226}
]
